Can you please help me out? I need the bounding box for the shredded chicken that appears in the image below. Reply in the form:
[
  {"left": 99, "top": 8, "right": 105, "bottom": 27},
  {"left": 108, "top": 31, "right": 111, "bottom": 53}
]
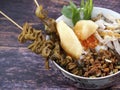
[{"left": 93, "top": 14, "right": 120, "bottom": 55}]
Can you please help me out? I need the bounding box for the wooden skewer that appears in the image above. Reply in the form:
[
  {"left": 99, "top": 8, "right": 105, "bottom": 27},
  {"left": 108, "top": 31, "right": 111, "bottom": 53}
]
[
  {"left": 34, "top": 0, "right": 39, "bottom": 7},
  {"left": 0, "top": 0, "right": 39, "bottom": 30},
  {"left": 0, "top": 10, "right": 23, "bottom": 30}
]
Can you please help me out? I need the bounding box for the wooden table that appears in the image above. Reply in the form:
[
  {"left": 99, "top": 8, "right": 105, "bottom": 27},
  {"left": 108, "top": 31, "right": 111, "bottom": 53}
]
[{"left": 0, "top": 0, "right": 120, "bottom": 90}]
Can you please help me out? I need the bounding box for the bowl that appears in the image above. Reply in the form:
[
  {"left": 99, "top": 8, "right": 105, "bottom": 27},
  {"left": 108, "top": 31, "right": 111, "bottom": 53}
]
[{"left": 53, "top": 7, "right": 120, "bottom": 89}]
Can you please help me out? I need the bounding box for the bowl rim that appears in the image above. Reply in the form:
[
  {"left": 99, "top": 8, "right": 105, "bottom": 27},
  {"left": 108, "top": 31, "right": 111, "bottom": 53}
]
[{"left": 54, "top": 7, "right": 120, "bottom": 80}]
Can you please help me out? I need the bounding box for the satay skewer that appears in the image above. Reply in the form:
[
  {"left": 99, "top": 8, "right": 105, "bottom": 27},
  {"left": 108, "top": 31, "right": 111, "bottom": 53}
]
[
  {"left": 0, "top": 1, "right": 57, "bottom": 70},
  {"left": 0, "top": 11, "right": 23, "bottom": 30},
  {"left": 0, "top": 10, "right": 51, "bottom": 69}
]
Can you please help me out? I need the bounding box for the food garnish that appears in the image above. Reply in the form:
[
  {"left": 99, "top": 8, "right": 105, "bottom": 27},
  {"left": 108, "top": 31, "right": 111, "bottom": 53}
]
[
  {"left": 57, "top": 21, "right": 83, "bottom": 59},
  {"left": 74, "top": 20, "right": 98, "bottom": 49},
  {"left": 61, "top": 0, "right": 93, "bottom": 25},
  {"left": 74, "top": 20, "right": 98, "bottom": 40},
  {"left": 80, "top": 0, "right": 93, "bottom": 20},
  {"left": 81, "top": 34, "right": 99, "bottom": 49}
]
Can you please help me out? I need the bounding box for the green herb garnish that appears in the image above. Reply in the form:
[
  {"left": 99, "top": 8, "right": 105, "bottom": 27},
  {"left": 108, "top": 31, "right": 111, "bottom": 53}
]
[{"left": 61, "top": 0, "right": 93, "bottom": 25}]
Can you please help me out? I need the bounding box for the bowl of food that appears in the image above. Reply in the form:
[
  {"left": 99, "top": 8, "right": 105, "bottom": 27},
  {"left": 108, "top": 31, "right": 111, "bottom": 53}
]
[
  {"left": 4, "top": 0, "right": 119, "bottom": 89},
  {"left": 52, "top": 3, "right": 120, "bottom": 90}
]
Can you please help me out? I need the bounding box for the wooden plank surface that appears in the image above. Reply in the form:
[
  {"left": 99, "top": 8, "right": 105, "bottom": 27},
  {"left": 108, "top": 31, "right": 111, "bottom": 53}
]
[{"left": 0, "top": 0, "right": 120, "bottom": 90}]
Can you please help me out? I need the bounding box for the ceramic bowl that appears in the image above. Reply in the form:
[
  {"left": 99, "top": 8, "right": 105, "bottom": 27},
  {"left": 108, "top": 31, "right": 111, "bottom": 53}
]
[{"left": 53, "top": 7, "right": 120, "bottom": 89}]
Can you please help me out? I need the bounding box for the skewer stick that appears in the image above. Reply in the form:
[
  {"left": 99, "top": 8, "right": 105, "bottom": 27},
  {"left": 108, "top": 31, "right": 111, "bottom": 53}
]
[
  {"left": 34, "top": 0, "right": 39, "bottom": 7},
  {"left": 0, "top": 0, "right": 39, "bottom": 30},
  {"left": 0, "top": 10, "right": 23, "bottom": 30}
]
